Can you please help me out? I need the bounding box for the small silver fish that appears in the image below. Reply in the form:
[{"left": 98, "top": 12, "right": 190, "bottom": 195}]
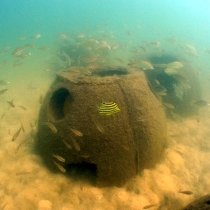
[
  {"left": 70, "top": 128, "right": 83, "bottom": 137},
  {"left": 139, "top": 60, "right": 154, "bottom": 70},
  {"left": 96, "top": 123, "right": 105, "bottom": 133},
  {"left": 20, "top": 122, "right": 25, "bottom": 132},
  {"left": 121, "top": 145, "right": 129, "bottom": 151},
  {"left": 163, "top": 102, "right": 175, "bottom": 109},
  {"left": 178, "top": 190, "right": 193, "bottom": 195},
  {"left": 0, "top": 112, "right": 6, "bottom": 119},
  {"left": 0, "top": 80, "right": 9, "bottom": 86},
  {"left": 12, "top": 127, "right": 22, "bottom": 141},
  {"left": 62, "top": 138, "right": 73, "bottom": 150},
  {"left": 81, "top": 154, "right": 90, "bottom": 159},
  {"left": 157, "top": 89, "right": 167, "bottom": 96},
  {"left": 30, "top": 121, "right": 35, "bottom": 129},
  {"left": 53, "top": 161, "right": 66, "bottom": 173},
  {"left": 154, "top": 79, "right": 160, "bottom": 85},
  {"left": 0, "top": 88, "right": 8, "bottom": 96},
  {"left": 7, "top": 99, "right": 15, "bottom": 108},
  {"left": 52, "top": 154, "right": 65, "bottom": 163},
  {"left": 42, "top": 122, "right": 57, "bottom": 134},
  {"left": 92, "top": 118, "right": 105, "bottom": 134},
  {"left": 34, "top": 33, "right": 41, "bottom": 39},
  {"left": 15, "top": 171, "right": 31, "bottom": 176},
  {"left": 194, "top": 100, "right": 210, "bottom": 107},
  {"left": 12, "top": 47, "right": 25, "bottom": 57},
  {"left": 71, "top": 137, "right": 81, "bottom": 152},
  {"left": 18, "top": 105, "right": 27, "bottom": 111},
  {"left": 39, "top": 95, "right": 43, "bottom": 105},
  {"left": 143, "top": 204, "right": 157, "bottom": 209}
]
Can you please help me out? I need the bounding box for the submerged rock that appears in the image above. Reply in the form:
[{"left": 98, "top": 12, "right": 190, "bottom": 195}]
[{"left": 182, "top": 195, "right": 210, "bottom": 210}]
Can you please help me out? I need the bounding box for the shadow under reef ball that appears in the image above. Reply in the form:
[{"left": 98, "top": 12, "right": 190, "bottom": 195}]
[
  {"left": 36, "top": 67, "right": 167, "bottom": 186},
  {"left": 181, "top": 194, "right": 210, "bottom": 210}
]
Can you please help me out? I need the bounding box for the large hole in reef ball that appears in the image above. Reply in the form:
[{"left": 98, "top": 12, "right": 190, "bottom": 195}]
[
  {"left": 49, "top": 88, "right": 72, "bottom": 120},
  {"left": 66, "top": 162, "right": 97, "bottom": 184}
]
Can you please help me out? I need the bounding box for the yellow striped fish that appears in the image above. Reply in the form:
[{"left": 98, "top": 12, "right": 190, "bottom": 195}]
[{"left": 98, "top": 102, "right": 120, "bottom": 116}]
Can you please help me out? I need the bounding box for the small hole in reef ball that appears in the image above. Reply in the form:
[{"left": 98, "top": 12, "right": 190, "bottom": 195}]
[{"left": 206, "top": 200, "right": 210, "bottom": 205}]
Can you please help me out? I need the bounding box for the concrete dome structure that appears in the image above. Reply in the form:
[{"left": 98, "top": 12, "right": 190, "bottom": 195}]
[{"left": 36, "top": 67, "right": 167, "bottom": 186}]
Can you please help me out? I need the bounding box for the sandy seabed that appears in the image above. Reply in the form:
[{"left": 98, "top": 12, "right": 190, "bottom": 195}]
[{"left": 0, "top": 58, "right": 210, "bottom": 210}]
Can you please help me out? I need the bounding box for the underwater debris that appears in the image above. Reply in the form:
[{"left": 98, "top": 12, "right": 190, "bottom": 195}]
[
  {"left": 41, "top": 121, "right": 58, "bottom": 134},
  {"left": 52, "top": 154, "right": 66, "bottom": 163},
  {"left": 98, "top": 102, "right": 120, "bottom": 116},
  {"left": 0, "top": 88, "right": 8, "bottom": 96}
]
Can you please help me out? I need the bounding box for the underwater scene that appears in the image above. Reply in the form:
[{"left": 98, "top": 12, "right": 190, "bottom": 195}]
[{"left": 1, "top": 0, "right": 210, "bottom": 209}]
